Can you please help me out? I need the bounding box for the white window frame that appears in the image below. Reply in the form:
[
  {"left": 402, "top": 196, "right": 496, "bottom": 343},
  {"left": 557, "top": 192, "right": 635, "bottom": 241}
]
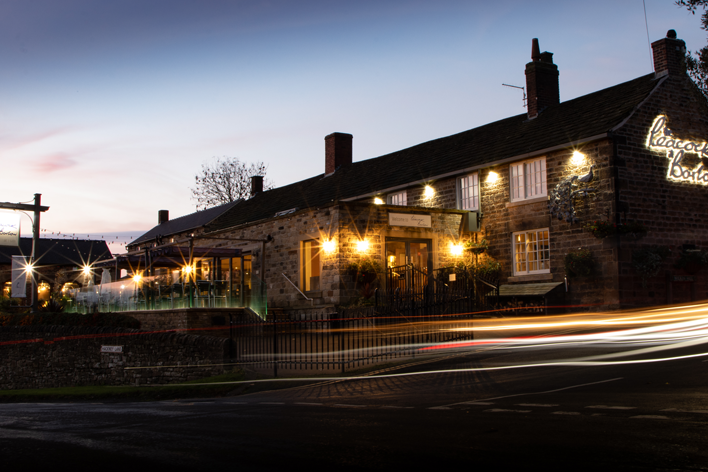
[
  {"left": 510, "top": 157, "right": 546, "bottom": 202},
  {"left": 512, "top": 228, "right": 550, "bottom": 275},
  {"left": 387, "top": 191, "right": 407, "bottom": 206},
  {"left": 457, "top": 173, "right": 479, "bottom": 211}
]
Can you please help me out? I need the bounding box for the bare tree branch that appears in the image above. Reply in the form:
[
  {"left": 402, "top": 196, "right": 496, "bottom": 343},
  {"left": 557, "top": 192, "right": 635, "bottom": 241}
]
[
  {"left": 190, "top": 157, "right": 274, "bottom": 210},
  {"left": 677, "top": 0, "right": 708, "bottom": 97}
]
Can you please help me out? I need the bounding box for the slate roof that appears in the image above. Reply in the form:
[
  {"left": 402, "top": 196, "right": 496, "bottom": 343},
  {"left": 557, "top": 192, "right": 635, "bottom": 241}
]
[
  {"left": 206, "top": 73, "right": 660, "bottom": 232},
  {"left": 0, "top": 238, "right": 112, "bottom": 267},
  {"left": 131, "top": 199, "right": 241, "bottom": 247}
]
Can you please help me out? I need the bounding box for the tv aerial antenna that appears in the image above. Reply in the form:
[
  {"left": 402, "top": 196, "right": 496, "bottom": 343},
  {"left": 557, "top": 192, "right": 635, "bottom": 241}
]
[{"left": 502, "top": 83, "right": 527, "bottom": 108}]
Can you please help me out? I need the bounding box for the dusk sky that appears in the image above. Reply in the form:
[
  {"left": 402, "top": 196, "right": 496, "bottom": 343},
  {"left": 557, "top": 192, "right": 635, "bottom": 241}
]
[{"left": 1, "top": 0, "right": 705, "bottom": 254}]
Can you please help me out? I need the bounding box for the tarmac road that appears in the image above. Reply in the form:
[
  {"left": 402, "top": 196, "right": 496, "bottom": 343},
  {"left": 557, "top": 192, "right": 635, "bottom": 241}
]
[{"left": 0, "top": 339, "right": 707, "bottom": 471}]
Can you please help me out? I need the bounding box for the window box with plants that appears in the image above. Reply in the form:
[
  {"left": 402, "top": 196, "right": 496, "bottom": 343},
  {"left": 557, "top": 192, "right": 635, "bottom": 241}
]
[{"left": 585, "top": 221, "right": 647, "bottom": 239}]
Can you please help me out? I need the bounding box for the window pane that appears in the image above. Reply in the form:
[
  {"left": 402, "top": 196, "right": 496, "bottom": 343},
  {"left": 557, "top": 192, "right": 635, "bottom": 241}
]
[
  {"left": 514, "top": 233, "right": 527, "bottom": 273},
  {"left": 459, "top": 174, "right": 479, "bottom": 210}
]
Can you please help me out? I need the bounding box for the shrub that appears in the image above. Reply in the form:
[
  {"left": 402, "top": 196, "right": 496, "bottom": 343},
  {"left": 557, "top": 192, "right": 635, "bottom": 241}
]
[
  {"left": 564, "top": 249, "right": 596, "bottom": 277},
  {"left": 632, "top": 246, "right": 670, "bottom": 288}
]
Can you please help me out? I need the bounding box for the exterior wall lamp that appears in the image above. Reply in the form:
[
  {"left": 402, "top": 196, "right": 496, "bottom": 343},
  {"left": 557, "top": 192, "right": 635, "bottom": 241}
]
[
  {"left": 571, "top": 150, "right": 586, "bottom": 166},
  {"left": 356, "top": 240, "right": 370, "bottom": 253},
  {"left": 450, "top": 242, "right": 464, "bottom": 257},
  {"left": 322, "top": 239, "right": 336, "bottom": 254}
]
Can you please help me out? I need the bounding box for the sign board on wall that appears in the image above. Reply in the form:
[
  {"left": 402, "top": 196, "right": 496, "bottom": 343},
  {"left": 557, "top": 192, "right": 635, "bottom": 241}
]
[
  {"left": 0, "top": 212, "right": 20, "bottom": 247},
  {"left": 388, "top": 213, "right": 432, "bottom": 228},
  {"left": 100, "top": 345, "right": 123, "bottom": 353},
  {"left": 11, "top": 256, "right": 27, "bottom": 298},
  {"left": 647, "top": 115, "right": 708, "bottom": 185}
]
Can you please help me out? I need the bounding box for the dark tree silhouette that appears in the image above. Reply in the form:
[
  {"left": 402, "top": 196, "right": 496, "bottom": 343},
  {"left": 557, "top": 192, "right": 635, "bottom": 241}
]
[
  {"left": 190, "top": 157, "right": 273, "bottom": 210},
  {"left": 677, "top": 0, "right": 708, "bottom": 96}
]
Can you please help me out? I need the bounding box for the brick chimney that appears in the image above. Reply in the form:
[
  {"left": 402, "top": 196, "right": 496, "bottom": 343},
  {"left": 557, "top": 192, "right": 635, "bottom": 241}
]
[
  {"left": 652, "top": 29, "right": 686, "bottom": 77},
  {"left": 251, "top": 175, "right": 263, "bottom": 197},
  {"left": 325, "top": 132, "right": 353, "bottom": 175},
  {"left": 158, "top": 210, "right": 169, "bottom": 224},
  {"left": 525, "top": 38, "right": 560, "bottom": 119}
]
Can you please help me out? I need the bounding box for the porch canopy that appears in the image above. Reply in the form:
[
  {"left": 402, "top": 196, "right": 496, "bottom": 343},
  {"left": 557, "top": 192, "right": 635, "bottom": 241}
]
[{"left": 96, "top": 246, "right": 242, "bottom": 271}]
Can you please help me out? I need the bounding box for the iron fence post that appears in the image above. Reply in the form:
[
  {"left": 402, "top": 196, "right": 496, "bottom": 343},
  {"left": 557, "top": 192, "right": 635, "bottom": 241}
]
[{"left": 273, "top": 313, "right": 278, "bottom": 377}]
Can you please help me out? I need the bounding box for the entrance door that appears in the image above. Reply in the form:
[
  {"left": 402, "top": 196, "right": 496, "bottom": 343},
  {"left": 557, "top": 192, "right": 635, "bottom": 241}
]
[{"left": 385, "top": 238, "right": 432, "bottom": 292}]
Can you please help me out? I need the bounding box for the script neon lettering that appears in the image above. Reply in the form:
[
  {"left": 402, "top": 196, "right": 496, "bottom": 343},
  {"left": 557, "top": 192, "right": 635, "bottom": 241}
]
[{"left": 647, "top": 115, "right": 708, "bottom": 186}]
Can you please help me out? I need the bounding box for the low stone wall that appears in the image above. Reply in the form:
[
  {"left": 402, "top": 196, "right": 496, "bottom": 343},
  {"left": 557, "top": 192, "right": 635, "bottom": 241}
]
[
  {"left": 0, "top": 325, "right": 228, "bottom": 390},
  {"left": 126, "top": 307, "right": 248, "bottom": 338}
]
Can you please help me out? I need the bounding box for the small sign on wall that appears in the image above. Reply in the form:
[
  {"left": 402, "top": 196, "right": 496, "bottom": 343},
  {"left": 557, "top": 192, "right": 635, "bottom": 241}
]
[
  {"left": 388, "top": 213, "right": 432, "bottom": 228},
  {"left": 100, "top": 345, "right": 123, "bottom": 353},
  {"left": 0, "top": 212, "right": 20, "bottom": 247}
]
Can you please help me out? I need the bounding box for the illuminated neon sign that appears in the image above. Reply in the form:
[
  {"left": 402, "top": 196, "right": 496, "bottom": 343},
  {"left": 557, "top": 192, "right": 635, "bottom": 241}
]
[{"left": 647, "top": 115, "right": 708, "bottom": 185}]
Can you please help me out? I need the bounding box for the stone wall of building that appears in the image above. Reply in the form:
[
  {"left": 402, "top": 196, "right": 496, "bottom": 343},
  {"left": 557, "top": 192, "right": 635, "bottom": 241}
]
[
  {"left": 613, "top": 75, "right": 708, "bottom": 307},
  {"left": 0, "top": 325, "right": 228, "bottom": 390}
]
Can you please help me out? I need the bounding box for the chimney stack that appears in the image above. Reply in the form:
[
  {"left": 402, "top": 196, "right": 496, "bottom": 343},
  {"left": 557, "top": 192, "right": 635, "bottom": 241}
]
[
  {"left": 325, "top": 132, "right": 353, "bottom": 175},
  {"left": 251, "top": 175, "right": 264, "bottom": 197},
  {"left": 652, "top": 29, "right": 686, "bottom": 77},
  {"left": 525, "top": 38, "right": 560, "bottom": 119},
  {"left": 158, "top": 210, "right": 169, "bottom": 224}
]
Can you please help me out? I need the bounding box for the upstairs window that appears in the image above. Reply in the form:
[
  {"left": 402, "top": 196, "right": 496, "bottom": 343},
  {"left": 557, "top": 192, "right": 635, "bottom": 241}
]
[
  {"left": 513, "top": 229, "right": 550, "bottom": 275},
  {"left": 457, "top": 173, "right": 479, "bottom": 211},
  {"left": 510, "top": 157, "right": 546, "bottom": 202},
  {"left": 388, "top": 191, "right": 407, "bottom": 206}
]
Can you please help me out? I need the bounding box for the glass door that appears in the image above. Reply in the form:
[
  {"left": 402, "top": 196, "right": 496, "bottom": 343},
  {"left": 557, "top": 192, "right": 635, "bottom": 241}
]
[{"left": 385, "top": 238, "right": 432, "bottom": 292}]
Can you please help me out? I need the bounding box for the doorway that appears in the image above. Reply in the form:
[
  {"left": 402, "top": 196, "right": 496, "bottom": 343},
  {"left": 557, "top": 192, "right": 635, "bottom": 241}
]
[{"left": 385, "top": 238, "right": 432, "bottom": 292}]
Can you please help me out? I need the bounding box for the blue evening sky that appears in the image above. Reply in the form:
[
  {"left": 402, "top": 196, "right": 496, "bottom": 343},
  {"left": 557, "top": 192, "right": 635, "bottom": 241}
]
[{"left": 0, "top": 0, "right": 704, "bottom": 253}]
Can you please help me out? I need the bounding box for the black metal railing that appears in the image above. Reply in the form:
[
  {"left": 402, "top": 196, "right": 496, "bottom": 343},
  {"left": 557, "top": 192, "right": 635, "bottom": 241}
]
[
  {"left": 226, "top": 309, "right": 477, "bottom": 377},
  {"left": 375, "top": 265, "right": 499, "bottom": 320}
]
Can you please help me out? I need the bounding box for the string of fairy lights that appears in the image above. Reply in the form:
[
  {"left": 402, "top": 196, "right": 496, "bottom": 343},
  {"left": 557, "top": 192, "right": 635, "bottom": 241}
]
[{"left": 34, "top": 227, "right": 138, "bottom": 248}]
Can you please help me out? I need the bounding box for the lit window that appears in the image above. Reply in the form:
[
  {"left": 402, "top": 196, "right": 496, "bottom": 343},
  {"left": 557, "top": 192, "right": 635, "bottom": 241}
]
[
  {"left": 513, "top": 229, "right": 550, "bottom": 275},
  {"left": 510, "top": 157, "right": 546, "bottom": 202},
  {"left": 457, "top": 173, "right": 479, "bottom": 210},
  {"left": 301, "top": 239, "right": 321, "bottom": 291},
  {"left": 388, "top": 191, "right": 407, "bottom": 206}
]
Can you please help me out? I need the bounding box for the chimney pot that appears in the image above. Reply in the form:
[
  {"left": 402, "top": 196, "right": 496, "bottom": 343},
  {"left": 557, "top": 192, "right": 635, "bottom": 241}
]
[
  {"left": 251, "top": 175, "right": 264, "bottom": 197},
  {"left": 531, "top": 38, "right": 540, "bottom": 62},
  {"left": 651, "top": 29, "right": 686, "bottom": 77},
  {"left": 325, "top": 132, "right": 353, "bottom": 175},
  {"left": 158, "top": 210, "right": 169, "bottom": 225}
]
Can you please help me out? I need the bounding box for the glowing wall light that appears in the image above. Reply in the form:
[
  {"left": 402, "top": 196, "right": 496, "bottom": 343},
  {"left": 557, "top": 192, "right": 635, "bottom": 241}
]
[
  {"left": 132, "top": 274, "right": 142, "bottom": 283},
  {"left": 82, "top": 265, "right": 91, "bottom": 276},
  {"left": 182, "top": 265, "right": 193, "bottom": 274},
  {"left": 374, "top": 197, "right": 384, "bottom": 205},
  {"left": 356, "top": 240, "right": 370, "bottom": 253},
  {"left": 423, "top": 185, "right": 435, "bottom": 199},
  {"left": 322, "top": 239, "right": 336, "bottom": 254},
  {"left": 571, "top": 150, "right": 586, "bottom": 166},
  {"left": 486, "top": 171, "right": 499, "bottom": 184},
  {"left": 450, "top": 243, "right": 464, "bottom": 257},
  {"left": 24, "top": 263, "right": 34, "bottom": 274}
]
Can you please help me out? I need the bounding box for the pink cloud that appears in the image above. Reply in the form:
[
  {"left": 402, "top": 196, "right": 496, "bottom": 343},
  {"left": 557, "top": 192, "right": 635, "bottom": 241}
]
[{"left": 34, "top": 152, "right": 78, "bottom": 173}]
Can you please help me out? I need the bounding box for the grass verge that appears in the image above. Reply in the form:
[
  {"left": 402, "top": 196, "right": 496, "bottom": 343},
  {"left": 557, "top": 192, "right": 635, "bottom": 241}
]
[{"left": 0, "top": 371, "right": 249, "bottom": 403}]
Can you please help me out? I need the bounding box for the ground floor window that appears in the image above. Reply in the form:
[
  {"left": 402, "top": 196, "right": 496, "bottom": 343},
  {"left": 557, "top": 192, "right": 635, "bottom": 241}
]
[
  {"left": 301, "top": 239, "right": 321, "bottom": 291},
  {"left": 513, "top": 229, "right": 550, "bottom": 275}
]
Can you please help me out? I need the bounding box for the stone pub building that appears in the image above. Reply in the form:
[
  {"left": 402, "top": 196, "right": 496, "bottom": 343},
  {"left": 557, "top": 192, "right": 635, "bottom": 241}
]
[{"left": 126, "top": 30, "right": 708, "bottom": 315}]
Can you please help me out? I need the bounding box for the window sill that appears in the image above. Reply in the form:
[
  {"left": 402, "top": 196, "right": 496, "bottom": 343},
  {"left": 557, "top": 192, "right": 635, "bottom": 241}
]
[
  {"left": 506, "top": 196, "right": 548, "bottom": 208},
  {"left": 507, "top": 273, "right": 553, "bottom": 283}
]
